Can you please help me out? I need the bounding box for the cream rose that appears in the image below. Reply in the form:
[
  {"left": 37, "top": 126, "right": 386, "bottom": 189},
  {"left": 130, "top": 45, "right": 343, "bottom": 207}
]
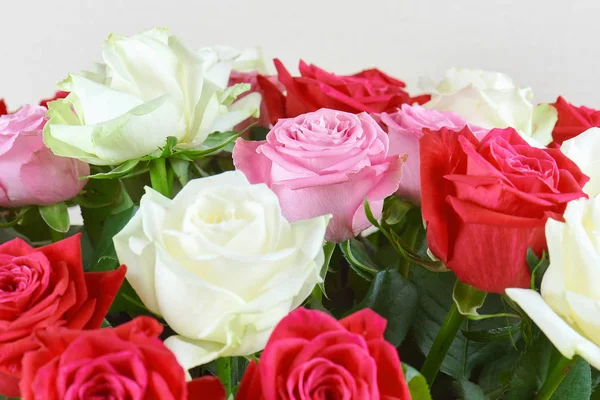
[
  {"left": 506, "top": 195, "right": 600, "bottom": 369},
  {"left": 43, "top": 28, "right": 261, "bottom": 165},
  {"left": 560, "top": 127, "right": 600, "bottom": 197},
  {"left": 113, "top": 171, "right": 329, "bottom": 369},
  {"left": 420, "top": 68, "right": 557, "bottom": 146}
]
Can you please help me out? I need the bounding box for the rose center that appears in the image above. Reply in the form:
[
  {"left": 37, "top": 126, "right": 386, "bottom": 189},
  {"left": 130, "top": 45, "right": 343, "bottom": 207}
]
[{"left": 0, "top": 263, "right": 35, "bottom": 294}]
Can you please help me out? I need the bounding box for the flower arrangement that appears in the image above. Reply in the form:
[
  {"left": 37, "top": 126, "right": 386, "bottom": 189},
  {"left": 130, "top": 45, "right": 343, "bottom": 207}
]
[{"left": 1, "top": 27, "right": 599, "bottom": 399}]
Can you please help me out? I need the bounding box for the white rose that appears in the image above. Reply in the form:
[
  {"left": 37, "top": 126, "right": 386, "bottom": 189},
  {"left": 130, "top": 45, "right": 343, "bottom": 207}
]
[
  {"left": 506, "top": 195, "right": 600, "bottom": 369},
  {"left": 113, "top": 171, "right": 330, "bottom": 369},
  {"left": 420, "top": 68, "right": 557, "bottom": 146},
  {"left": 43, "top": 28, "right": 261, "bottom": 165},
  {"left": 560, "top": 127, "right": 600, "bottom": 196}
]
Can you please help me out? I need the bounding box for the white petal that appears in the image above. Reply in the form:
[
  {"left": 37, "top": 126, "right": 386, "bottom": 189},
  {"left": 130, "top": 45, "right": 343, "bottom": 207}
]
[
  {"left": 164, "top": 335, "right": 224, "bottom": 370},
  {"left": 233, "top": 47, "right": 269, "bottom": 74},
  {"left": 561, "top": 127, "right": 600, "bottom": 197},
  {"left": 103, "top": 28, "right": 182, "bottom": 101},
  {"left": 63, "top": 75, "right": 143, "bottom": 125},
  {"left": 154, "top": 246, "right": 246, "bottom": 339},
  {"left": 113, "top": 209, "right": 162, "bottom": 314},
  {"left": 506, "top": 288, "right": 600, "bottom": 370},
  {"left": 531, "top": 103, "right": 558, "bottom": 146}
]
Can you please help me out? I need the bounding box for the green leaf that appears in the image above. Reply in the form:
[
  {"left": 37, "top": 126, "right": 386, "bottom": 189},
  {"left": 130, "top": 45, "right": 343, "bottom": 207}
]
[
  {"left": 411, "top": 268, "right": 516, "bottom": 380},
  {"left": 479, "top": 350, "right": 519, "bottom": 397},
  {"left": 462, "top": 322, "right": 521, "bottom": 343},
  {"left": 84, "top": 159, "right": 140, "bottom": 180},
  {"left": 453, "top": 280, "right": 487, "bottom": 318},
  {"left": 109, "top": 279, "right": 148, "bottom": 315},
  {"left": 170, "top": 158, "right": 190, "bottom": 186},
  {"left": 39, "top": 202, "right": 70, "bottom": 233},
  {"left": 339, "top": 239, "right": 379, "bottom": 280},
  {"left": 318, "top": 241, "right": 336, "bottom": 298},
  {"left": 351, "top": 269, "right": 418, "bottom": 346},
  {"left": 141, "top": 136, "right": 179, "bottom": 160},
  {"left": 90, "top": 206, "right": 138, "bottom": 272},
  {"left": 172, "top": 131, "right": 240, "bottom": 161},
  {"left": 403, "top": 363, "right": 432, "bottom": 400},
  {"left": 505, "top": 333, "right": 551, "bottom": 399},
  {"left": 527, "top": 249, "right": 550, "bottom": 290},
  {"left": 74, "top": 178, "right": 122, "bottom": 209},
  {"left": 81, "top": 181, "right": 134, "bottom": 247},
  {"left": 365, "top": 198, "right": 447, "bottom": 273},
  {"left": 382, "top": 196, "right": 415, "bottom": 226},
  {"left": 551, "top": 357, "right": 591, "bottom": 400},
  {"left": 453, "top": 380, "right": 488, "bottom": 399},
  {"left": 504, "top": 334, "right": 591, "bottom": 400},
  {"left": 101, "top": 319, "right": 112, "bottom": 328}
]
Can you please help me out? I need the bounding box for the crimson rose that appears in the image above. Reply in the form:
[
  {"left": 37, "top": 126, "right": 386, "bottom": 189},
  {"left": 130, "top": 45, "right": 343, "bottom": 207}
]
[
  {"left": 0, "top": 235, "right": 125, "bottom": 397},
  {"left": 551, "top": 96, "right": 600, "bottom": 145},
  {"left": 236, "top": 308, "right": 410, "bottom": 399},
  {"left": 20, "top": 317, "right": 225, "bottom": 400},
  {"left": 39, "top": 91, "right": 69, "bottom": 109},
  {"left": 261, "top": 59, "right": 428, "bottom": 125},
  {"left": 420, "top": 126, "right": 588, "bottom": 292}
]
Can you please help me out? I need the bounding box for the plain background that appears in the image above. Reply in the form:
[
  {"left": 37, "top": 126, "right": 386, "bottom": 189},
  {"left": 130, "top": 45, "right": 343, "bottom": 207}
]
[{"left": 2, "top": 0, "right": 599, "bottom": 108}]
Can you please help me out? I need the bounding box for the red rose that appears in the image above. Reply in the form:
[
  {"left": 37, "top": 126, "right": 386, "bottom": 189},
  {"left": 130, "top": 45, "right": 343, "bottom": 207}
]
[
  {"left": 236, "top": 308, "right": 410, "bottom": 400},
  {"left": 551, "top": 96, "right": 600, "bottom": 145},
  {"left": 0, "top": 235, "right": 126, "bottom": 397},
  {"left": 19, "top": 316, "right": 225, "bottom": 400},
  {"left": 421, "top": 127, "right": 588, "bottom": 292},
  {"left": 262, "top": 59, "right": 428, "bottom": 125},
  {"left": 0, "top": 100, "right": 6, "bottom": 116},
  {"left": 39, "top": 91, "right": 69, "bottom": 109}
]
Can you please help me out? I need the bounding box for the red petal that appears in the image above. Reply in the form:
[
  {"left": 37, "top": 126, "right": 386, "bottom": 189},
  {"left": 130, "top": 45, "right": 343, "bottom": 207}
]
[
  {"left": 235, "top": 361, "right": 264, "bottom": 400},
  {"left": 340, "top": 308, "right": 387, "bottom": 340},
  {"left": 0, "top": 237, "right": 34, "bottom": 256},
  {"left": 82, "top": 265, "right": 127, "bottom": 329},
  {"left": 187, "top": 376, "right": 226, "bottom": 400}
]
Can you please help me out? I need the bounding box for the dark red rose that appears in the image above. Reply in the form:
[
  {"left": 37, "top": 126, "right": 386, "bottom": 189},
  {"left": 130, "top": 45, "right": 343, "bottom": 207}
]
[
  {"left": 39, "top": 91, "right": 69, "bottom": 109},
  {"left": 236, "top": 308, "right": 410, "bottom": 400},
  {"left": 19, "top": 316, "right": 225, "bottom": 400},
  {"left": 420, "top": 126, "right": 588, "bottom": 292},
  {"left": 551, "top": 96, "right": 600, "bottom": 145},
  {"left": 262, "top": 59, "right": 429, "bottom": 125},
  {"left": 0, "top": 235, "right": 126, "bottom": 397},
  {"left": 0, "top": 100, "right": 7, "bottom": 116}
]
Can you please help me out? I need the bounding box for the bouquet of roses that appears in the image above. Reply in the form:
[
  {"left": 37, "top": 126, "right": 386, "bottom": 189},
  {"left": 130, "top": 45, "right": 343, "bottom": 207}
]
[{"left": 1, "top": 28, "right": 599, "bottom": 400}]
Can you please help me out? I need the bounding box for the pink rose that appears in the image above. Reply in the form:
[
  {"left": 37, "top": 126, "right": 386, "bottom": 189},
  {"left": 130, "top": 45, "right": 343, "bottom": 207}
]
[
  {"left": 229, "top": 72, "right": 283, "bottom": 131},
  {"left": 0, "top": 105, "right": 89, "bottom": 207},
  {"left": 377, "top": 104, "right": 488, "bottom": 204},
  {"left": 233, "top": 108, "right": 405, "bottom": 242}
]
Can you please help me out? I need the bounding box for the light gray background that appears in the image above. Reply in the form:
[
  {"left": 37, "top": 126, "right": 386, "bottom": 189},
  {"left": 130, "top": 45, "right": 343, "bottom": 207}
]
[{"left": 2, "top": 0, "right": 599, "bottom": 108}]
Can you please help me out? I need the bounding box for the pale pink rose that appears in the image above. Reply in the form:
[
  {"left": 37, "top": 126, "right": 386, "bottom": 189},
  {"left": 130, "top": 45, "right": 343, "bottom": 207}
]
[
  {"left": 229, "top": 71, "right": 284, "bottom": 131},
  {"left": 0, "top": 105, "right": 89, "bottom": 207},
  {"left": 377, "top": 104, "right": 488, "bottom": 204},
  {"left": 233, "top": 108, "right": 405, "bottom": 242}
]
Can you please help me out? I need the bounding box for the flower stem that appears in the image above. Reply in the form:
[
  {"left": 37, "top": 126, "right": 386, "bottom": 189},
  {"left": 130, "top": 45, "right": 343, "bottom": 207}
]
[
  {"left": 536, "top": 355, "right": 576, "bottom": 400},
  {"left": 216, "top": 357, "right": 232, "bottom": 396},
  {"left": 420, "top": 302, "right": 465, "bottom": 386},
  {"left": 149, "top": 158, "right": 172, "bottom": 198}
]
